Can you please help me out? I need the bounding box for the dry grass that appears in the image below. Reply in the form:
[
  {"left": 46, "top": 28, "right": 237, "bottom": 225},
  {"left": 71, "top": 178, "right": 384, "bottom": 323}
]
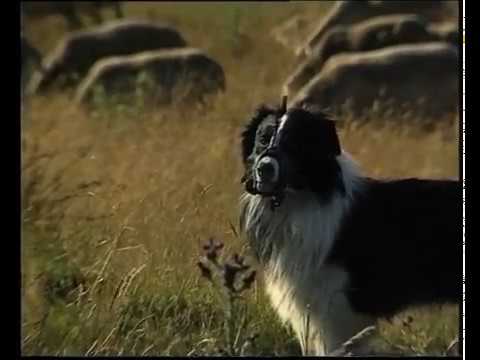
[{"left": 21, "top": 2, "right": 460, "bottom": 356}]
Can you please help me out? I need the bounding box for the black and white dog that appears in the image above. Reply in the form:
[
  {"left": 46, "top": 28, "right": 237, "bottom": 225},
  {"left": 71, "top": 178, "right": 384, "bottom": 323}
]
[{"left": 239, "top": 102, "right": 461, "bottom": 355}]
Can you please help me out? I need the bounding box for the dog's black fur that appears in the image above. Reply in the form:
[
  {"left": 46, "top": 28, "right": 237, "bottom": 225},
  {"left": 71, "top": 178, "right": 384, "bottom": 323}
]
[{"left": 331, "top": 177, "right": 461, "bottom": 317}]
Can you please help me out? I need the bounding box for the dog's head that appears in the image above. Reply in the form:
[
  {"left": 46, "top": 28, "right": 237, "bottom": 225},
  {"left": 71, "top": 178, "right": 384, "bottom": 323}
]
[{"left": 241, "top": 103, "right": 345, "bottom": 205}]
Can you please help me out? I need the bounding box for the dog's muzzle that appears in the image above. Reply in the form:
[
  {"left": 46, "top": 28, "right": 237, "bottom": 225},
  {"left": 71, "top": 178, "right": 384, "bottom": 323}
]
[
  {"left": 254, "top": 155, "right": 280, "bottom": 194},
  {"left": 244, "top": 103, "right": 289, "bottom": 208},
  {"left": 249, "top": 150, "right": 286, "bottom": 209}
]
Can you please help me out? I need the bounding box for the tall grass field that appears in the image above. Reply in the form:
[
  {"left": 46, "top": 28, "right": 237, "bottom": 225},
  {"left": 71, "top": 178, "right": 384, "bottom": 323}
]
[{"left": 21, "top": 2, "right": 460, "bottom": 356}]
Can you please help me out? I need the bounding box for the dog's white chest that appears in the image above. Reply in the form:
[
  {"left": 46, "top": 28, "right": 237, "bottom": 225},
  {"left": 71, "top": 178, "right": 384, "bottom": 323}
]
[{"left": 264, "top": 261, "right": 373, "bottom": 355}]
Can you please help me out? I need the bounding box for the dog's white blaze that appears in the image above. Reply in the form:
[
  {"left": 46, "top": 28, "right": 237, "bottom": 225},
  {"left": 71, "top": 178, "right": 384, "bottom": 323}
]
[
  {"left": 240, "top": 152, "right": 374, "bottom": 355},
  {"left": 276, "top": 113, "right": 289, "bottom": 139}
]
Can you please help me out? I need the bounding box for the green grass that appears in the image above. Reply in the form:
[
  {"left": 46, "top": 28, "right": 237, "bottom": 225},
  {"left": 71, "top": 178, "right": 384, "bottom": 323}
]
[{"left": 22, "top": 2, "right": 460, "bottom": 356}]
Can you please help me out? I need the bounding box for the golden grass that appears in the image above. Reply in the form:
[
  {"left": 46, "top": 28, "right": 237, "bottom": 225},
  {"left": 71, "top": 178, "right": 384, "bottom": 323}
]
[{"left": 21, "top": 2, "right": 460, "bottom": 356}]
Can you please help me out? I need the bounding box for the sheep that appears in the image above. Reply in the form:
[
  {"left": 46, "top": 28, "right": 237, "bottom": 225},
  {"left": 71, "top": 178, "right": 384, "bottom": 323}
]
[
  {"left": 284, "top": 14, "right": 443, "bottom": 95},
  {"left": 26, "top": 20, "right": 187, "bottom": 95},
  {"left": 297, "top": 1, "right": 458, "bottom": 58},
  {"left": 290, "top": 42, "right": 458, "bottom": 118},
  {"left": 74, "top": 48, "right": 226, "bottom": 106},
  {"left": 21, "top": 1, "right": 123, "bottom": 30}
]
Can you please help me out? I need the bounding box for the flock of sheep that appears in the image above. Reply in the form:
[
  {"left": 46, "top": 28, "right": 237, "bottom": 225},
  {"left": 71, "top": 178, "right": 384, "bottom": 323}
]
[
  {"left": 274, "top": 0, "right": 459, "bottom": 117},
  {"left": 21, "top": 2, "right": 225, "bottom": 106},
  {"left": 22, "top": 1, "right": 459, "bottom": 118}
]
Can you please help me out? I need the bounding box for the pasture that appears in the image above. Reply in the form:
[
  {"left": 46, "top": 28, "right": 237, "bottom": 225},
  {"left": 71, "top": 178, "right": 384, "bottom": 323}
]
[{"left": 21, "top": 2, "right": 460, "bottom": 356}]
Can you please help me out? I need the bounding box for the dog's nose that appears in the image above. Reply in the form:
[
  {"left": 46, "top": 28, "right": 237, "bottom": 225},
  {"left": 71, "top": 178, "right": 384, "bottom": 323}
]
[
  {"left": 257, "top": 161, "right": 275, "bottom": 177},
  {"left": 255, "top": 156, "right": 279, "bottom": 183}
]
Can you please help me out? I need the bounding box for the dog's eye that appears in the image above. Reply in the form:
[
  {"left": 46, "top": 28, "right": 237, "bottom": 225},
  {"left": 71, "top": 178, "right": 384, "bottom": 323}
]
[
  {"left": 258, "top": 126, "right": 275, "bottom": 146},
  {"left": 259, "top": 133, "right": 272, "bottom": 146}
]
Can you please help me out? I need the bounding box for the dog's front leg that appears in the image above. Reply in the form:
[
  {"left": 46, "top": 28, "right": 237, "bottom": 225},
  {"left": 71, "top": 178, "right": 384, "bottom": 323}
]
[{"left": 291, "top": 266, "right": 375, "bottom": 356}]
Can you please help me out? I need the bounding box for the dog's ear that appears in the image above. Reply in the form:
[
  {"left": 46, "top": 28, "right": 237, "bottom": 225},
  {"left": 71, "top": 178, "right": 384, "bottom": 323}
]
[
  {"left": 287, "top": 107, "right": 342, "bottom": 157},
  {"left": 241, "top": 105, "right": 276, "bottom": 163}
]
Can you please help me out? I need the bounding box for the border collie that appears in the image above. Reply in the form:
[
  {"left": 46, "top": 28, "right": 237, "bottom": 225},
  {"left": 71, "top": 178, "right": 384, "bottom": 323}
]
[{"left": 239, "top": 102, "right": 460, "bottom": 355}]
